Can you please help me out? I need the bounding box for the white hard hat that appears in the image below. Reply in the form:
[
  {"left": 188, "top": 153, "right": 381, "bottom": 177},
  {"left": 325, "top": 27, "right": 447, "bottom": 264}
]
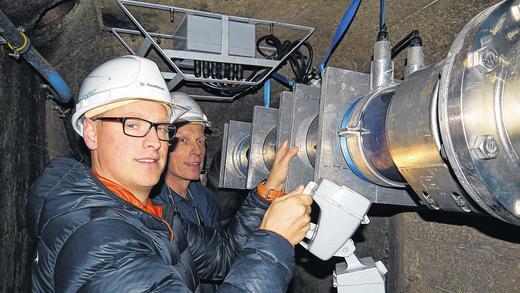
[
  {"left": 71, "top": 55, "right": 172, "bottom": 136},
  {"left": 171, "top": 92, "right": 212, "bottom": 127}
]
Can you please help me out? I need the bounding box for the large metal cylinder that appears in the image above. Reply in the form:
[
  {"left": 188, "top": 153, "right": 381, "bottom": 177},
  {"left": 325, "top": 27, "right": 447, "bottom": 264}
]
[
  {"left": 435, "top": 0, "right": 520, "bottom": 225},
  {"left": 343, "top": 1, "right": 520, "bottom": 225},
  {"left": 341, "top": 84, "right": 407, "bottom": 188}
]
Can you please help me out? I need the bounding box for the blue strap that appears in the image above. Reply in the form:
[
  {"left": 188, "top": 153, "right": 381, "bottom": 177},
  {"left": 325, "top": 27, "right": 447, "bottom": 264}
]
[
  {"left": 263, "top": 79, "right": 271, "bottom": 108},
  {"left": 271, "top": 72, "right": 294, "bottom": 88},
  {"left": 319, "top": 0, "right": 362, "bottom": 72},
  {"left": 380, "top": 0, "right": 386, "bottom": 29}
]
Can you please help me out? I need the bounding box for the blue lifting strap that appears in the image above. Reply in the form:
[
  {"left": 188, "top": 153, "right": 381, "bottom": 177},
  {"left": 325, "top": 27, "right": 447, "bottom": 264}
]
[{"left": 319, "top": 0, "right": 362, "bottom": 72}]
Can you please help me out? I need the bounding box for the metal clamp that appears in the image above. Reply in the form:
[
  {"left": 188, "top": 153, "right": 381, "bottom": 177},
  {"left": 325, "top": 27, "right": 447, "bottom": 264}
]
[{"left": 5, "top": 28, "right": 31, "bottom": 59}]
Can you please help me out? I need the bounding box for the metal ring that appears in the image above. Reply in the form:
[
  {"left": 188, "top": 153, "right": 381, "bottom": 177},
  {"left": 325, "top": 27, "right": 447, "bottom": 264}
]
[{"left": 7, "top": 31, "right": 29, "bottom": 52}]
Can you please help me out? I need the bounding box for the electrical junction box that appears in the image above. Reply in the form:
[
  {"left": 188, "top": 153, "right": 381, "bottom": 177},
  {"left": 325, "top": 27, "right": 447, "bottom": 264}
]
[{"left": 173, "top": 14, "right": 256, "bottom": 58}]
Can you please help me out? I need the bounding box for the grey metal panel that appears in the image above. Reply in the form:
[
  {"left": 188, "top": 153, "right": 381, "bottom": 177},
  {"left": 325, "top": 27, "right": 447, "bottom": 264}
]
[
  {"left": 285, "top": 84, "right": 321, "bottom": 191},
  {"left": 219, "top": 120, "right": 251, "bottom": 189},
  {"left": 315, "top": 67, "right": 417, "bottom": 207},
  {"left": 275, "top": 91, "right": 294, "bottom": 148},
  {"left": 246, "top": 106, "right": 279, "bottom": 189}
]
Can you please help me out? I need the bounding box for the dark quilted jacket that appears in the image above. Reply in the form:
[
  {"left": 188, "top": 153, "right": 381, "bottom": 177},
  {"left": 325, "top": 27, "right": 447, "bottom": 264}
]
[{"left": 26, "top": 157, "right": 294, "bottom": 292}]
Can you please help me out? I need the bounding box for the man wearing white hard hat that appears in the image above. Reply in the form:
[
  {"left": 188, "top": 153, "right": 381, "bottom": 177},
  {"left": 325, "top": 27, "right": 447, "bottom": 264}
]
[
  {"left": 26, "top": 55, "right": 312, "bottom": 292},
  {"left": 156, "top": 92, "right": 221, "bottom": 229},
  {"left": 155, "top": 92, "right": 299, "bottom": 292}
]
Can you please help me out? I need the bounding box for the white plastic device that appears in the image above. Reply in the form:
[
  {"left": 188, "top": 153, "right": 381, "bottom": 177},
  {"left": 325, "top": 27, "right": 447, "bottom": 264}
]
[
  {"left": 300, "top": 178, "right": 371, "bottom": 260},
  {"left": 299, "top": 178, "right": 387, "bottom": 293}
]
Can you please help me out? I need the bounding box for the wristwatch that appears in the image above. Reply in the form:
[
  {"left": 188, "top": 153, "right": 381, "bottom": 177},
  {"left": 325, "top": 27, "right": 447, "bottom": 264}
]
[{"left": 257, "top": 180, "right": 285, "bottom": 201}]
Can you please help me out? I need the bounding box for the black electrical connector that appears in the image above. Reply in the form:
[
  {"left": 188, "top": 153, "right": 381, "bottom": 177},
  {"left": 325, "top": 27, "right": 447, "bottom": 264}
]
[
  {"left": 215, "top": 63, "right": 223, "bottom": 79},
  {"left": 236, "top": 64, "right": 243, "bottom": 81},
  {"left": 391, "top": 30, "right": 422, "bottom": 59},
  {"left": 223, "top": 63, "right": 230, "bottom": 79},
  {"left": 194, "top": 60, "right": 201, "bottom": 77},
  {"left": 377, "top": 23, "right": 389, "bottom": 42},
  {"left": 202, "top": 61, "right": 210, "bottom": 78},
  {"left": 210, "top": 62, "right": 217, "bottom": 78}
]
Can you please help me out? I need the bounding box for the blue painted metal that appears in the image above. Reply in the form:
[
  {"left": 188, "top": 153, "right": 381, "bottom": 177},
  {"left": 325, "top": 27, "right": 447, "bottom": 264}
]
[
  {"left": 263, "top": 79, "right": 271, "bottom": 108},
  {"left": 339, "top": 97, "right": 372, "bottom": 183}
]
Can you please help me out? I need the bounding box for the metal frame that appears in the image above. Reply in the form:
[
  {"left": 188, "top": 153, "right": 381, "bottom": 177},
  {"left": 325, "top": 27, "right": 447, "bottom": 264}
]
[{"left": 112, "top": 0, "right": 314, "bottom": 101}]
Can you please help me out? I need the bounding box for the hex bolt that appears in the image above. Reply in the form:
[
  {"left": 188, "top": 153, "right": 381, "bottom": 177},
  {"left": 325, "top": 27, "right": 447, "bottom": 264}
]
[
  {"left": 471, "top": 135, "right": 499, "bottom": 160},
  {"left": 469, "top": 46, "right": 499, "bottom": 73},
  {"left": 480, "top": 47, "right": 498, "bottom": 70},
  {"left": 484, "top": 136, "right": 498, "bottom": 156}
]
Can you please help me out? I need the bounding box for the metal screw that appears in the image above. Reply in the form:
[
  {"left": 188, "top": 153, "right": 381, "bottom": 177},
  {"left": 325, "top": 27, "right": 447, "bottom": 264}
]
[
  {"left": 471, "top": 135, "right": 499, "bottom": 160},
  {"left": 470, "top": 46, "right": 499, "bottom": 73},
  {"left": 480, "top": 48, "right": 498, "bottom": 70},
  {"left": 484, "top": 137, "right": 498, "bottom": 155},
  {"left": 455, "top": 196, "right": 465, "bottom": 206},
  {"left": 422, "top": 191, "right": 440, "bottom": 210},
  {"left": 451, "top": 192, "right": 471, "bottom": 212}
]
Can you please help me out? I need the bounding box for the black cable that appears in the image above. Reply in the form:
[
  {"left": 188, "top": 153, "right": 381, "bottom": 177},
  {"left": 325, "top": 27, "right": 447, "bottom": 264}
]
[
  {"left": 391, "top": 30, "right": 422, "bottom": 59},
  {"left": 256, "top": 34, "right": 314, "bottom": 84},
  {"left": 199, "top": 34, "right": 313, "bottom": 96}
]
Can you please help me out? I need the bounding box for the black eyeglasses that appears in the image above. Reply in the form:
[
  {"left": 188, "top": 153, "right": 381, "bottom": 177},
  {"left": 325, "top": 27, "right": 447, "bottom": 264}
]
[{"left": 93, "top": 117, "right": 177, "bottom": 142}]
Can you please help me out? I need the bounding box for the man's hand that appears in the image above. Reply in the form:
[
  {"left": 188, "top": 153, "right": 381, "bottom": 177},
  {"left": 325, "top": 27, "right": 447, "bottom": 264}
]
[
  {"left": 264, "top": 140, "right": 298, "bottom": 191},
  {"left": 259, "top": 185, "right": 313, "bottom": 246}
]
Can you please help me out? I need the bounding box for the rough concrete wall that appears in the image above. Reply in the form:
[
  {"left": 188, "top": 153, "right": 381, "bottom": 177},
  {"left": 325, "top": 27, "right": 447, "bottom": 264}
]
[
  {"left": 0, "top": 49, "right": 47, "bottom": 293},
  {"left": 389, "top": 211, "right": 520, "bottom": 293}
]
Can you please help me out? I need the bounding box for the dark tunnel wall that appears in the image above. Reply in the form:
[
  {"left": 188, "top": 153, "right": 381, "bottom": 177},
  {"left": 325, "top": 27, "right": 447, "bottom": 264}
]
[
  {"left": 0, "top": 50, "right": 47, "bottom": 292},
  {"left": 0, "top": 0, "right": 519, "bottom": 292}
]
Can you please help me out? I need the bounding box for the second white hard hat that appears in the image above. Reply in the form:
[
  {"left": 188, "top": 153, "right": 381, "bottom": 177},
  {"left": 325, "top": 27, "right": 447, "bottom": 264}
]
[{"left": 171, "top": 92, "right": 212, "bottom": 128}]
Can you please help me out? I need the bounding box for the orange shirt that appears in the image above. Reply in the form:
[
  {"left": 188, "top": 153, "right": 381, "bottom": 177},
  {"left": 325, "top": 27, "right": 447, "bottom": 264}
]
[{"left": 92, "top": 169, "right": 173, "bottom": 240}]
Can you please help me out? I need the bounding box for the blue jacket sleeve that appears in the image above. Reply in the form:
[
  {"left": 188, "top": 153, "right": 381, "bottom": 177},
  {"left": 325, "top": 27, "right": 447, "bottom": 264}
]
[
  {"left": 217, "top": 230, "right": 295, "bottom": 293},
  {"left": 184, "top": 188, "right": 267, "bottom": 277},
  {"left": 184, "top": 188, "right": 295, "bottom": 290}
]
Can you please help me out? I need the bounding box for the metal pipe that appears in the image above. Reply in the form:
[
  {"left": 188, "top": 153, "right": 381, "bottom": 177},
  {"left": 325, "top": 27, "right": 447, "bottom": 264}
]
[{"left": 0, "top": 8, "right": 72, "bottom": 104}]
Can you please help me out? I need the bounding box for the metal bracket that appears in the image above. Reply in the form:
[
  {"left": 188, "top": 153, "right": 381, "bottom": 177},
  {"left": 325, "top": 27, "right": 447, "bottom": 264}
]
[
  {"left": 219, "top": 120, "right": 252, "bottom": 189},
  {"left": 246, "top": 106, "right": 279, "bottom": 189},
  {"left": 314, "top": 67, "right": 417, "bottom": 207},
  {"left": 111, "top": 0, "right": 314, "bottom": 101},
  {"left": 285, "top": 84, "right": 321, "bottom": 191}
]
